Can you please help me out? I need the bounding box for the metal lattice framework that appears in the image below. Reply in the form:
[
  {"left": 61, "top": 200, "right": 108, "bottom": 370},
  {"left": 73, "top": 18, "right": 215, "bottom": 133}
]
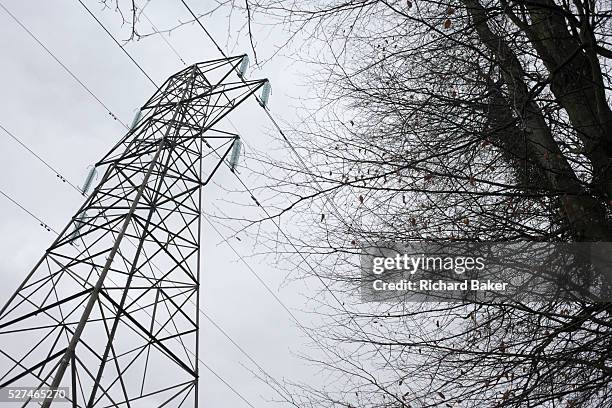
[{"left": 0, "top": 56, "right": 266, "bottom": 407}]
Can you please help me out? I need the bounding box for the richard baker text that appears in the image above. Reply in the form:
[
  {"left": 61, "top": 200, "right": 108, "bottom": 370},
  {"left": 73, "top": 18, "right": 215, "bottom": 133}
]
[{"left": 373, "top": 279, "right": 508, "bottom": 291}]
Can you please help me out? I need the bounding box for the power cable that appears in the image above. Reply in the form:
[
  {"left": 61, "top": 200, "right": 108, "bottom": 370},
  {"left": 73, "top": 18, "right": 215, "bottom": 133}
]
[
  {"left": 203, "top": 218, "right": 307, "bottom": 332},
  {"left": 0, "top": 188, "right": 58, "bottom": 234},
  {"left": 0, "top": 0, "right": 128, "bottom": 129},
  {"left": 0, "top": 122, "right": 84, "bottom": 194},
  {"left": 140, "top": 11, "right": 187, "bottom": 66},
  {"left": 179, "top": 0, "right": 225, "bottom": 57},
  {"left": 76, "top": 0, "right": 158, "bottom": 88}
]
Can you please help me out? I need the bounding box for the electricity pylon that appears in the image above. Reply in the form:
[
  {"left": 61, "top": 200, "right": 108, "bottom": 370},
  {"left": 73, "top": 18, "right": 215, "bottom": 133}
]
[{"left": 0, "top": 56, "right": 266, "bottom": 407}]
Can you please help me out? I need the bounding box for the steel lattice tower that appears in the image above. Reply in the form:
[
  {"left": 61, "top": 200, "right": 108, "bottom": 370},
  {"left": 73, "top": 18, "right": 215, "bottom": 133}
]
[{"left": 0, "top": 56, "right": 266, "bottom": 407}]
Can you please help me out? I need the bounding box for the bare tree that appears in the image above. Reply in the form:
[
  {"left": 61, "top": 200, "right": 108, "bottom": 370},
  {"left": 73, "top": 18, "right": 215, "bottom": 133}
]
[{"left": 223, "top": 1, "right": 612, "bottom": 407}]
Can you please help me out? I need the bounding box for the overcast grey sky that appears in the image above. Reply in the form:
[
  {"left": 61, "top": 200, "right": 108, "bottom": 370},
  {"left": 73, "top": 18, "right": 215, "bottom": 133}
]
[{"left": 0, "top": 1, "right": 323, "bottom": 406}]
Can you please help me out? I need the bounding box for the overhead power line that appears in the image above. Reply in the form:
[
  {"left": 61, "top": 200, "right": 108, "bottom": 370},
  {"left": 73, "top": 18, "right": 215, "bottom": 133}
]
[
  {"left": 0, "top": 0, "right": 128, "bottom": 128},
  {"left": 140, "top": 11, "right": 187, "bottom": 66},
  {"left": 0, "top": 122, "right": 84, "bottom": 194},
  {"left": 76, "top": 0, "right": 158, "bottom": 88},
  {"left": 179, "top": 0, "right": 226, "bottom": 56},
  {"left": 0, "top": 188, "right": 58, "bottom": 234}
]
